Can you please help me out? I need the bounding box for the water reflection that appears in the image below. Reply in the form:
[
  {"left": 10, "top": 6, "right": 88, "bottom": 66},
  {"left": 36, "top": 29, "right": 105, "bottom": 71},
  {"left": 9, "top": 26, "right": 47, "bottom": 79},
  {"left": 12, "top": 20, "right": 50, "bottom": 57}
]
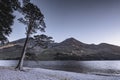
[{"left": 0, "top": 60, "right": 120, "bottom": 73}]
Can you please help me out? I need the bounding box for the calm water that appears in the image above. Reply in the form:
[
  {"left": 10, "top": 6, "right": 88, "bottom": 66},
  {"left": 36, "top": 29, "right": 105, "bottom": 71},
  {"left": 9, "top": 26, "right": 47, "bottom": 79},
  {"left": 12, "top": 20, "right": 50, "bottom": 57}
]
[{"left": 0, "top": 60, "right": 120, "bottom": 73}]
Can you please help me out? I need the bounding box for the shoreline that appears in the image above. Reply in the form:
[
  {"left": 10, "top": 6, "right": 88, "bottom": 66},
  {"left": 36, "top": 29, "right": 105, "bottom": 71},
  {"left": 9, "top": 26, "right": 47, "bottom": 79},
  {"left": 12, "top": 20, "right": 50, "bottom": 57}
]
[{"left": 0, "top": 67, "right": 120, "bottom": 80}]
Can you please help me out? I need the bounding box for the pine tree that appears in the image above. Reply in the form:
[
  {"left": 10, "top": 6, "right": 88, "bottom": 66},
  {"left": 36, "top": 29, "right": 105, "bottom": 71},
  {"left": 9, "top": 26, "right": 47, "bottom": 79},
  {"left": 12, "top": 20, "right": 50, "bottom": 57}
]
[
  {"left": 0, "top": 0, "right": 20, "bottom": 45},
  {"left": 16, "top": 0, "right": 46, "bottom": 70}
]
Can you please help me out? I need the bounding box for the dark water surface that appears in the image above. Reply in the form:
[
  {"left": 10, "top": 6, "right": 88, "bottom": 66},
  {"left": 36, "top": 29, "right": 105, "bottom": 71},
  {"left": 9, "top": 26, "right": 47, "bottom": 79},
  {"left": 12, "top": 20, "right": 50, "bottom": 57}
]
[{"left": 0, "top": 60, "right": 120, "bottom": 73}]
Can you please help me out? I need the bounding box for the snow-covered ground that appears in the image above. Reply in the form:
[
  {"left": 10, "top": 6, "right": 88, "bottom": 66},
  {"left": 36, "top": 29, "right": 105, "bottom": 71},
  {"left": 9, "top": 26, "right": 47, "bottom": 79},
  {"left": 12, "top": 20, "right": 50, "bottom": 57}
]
[{"left": 0, "top": 67, "right": 120, "bottom": 80}]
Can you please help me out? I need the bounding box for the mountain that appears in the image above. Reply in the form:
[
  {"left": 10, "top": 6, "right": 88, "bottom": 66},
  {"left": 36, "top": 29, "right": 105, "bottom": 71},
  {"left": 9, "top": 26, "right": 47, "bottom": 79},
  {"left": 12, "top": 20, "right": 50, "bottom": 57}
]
[{"left": 0, "top": 37, "right": 120, "bottom": 60}]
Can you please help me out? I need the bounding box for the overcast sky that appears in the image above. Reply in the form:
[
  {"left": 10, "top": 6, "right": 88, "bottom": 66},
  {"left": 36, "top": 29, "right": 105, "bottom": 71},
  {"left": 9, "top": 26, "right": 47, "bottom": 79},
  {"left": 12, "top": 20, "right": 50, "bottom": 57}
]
[{"left": 9, "top": 0, "right": 120, "bottom": 46}]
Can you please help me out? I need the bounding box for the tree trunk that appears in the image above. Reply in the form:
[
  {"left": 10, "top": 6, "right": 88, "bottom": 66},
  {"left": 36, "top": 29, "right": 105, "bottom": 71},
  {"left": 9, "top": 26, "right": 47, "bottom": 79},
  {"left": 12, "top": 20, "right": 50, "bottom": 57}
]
[
  {"left": 15, "top": 33, "right": 29, "bottom": 70},
  {"left": 16, "top": 24, "right": 32, "bottom": 70}
]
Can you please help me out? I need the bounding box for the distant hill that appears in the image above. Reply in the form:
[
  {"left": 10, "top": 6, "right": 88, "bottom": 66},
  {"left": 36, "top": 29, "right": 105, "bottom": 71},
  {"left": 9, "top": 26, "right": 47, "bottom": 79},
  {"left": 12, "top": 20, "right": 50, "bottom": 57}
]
[{"left": 0, "top": 37, "right": 120, "bottom": 60}]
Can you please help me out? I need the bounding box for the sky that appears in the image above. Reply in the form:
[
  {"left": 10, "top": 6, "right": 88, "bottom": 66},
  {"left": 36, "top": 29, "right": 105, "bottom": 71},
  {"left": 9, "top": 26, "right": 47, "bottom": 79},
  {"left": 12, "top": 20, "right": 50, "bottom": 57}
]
[{"left": 9, "top": 0, "right": 120, "bottom": 46}]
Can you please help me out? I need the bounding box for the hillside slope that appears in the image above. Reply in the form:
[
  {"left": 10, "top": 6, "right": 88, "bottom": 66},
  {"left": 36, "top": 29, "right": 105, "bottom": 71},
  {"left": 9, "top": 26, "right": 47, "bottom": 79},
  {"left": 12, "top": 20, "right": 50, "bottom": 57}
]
[{"left": 0, "top": 38, "right": 120, "bottom": 60}]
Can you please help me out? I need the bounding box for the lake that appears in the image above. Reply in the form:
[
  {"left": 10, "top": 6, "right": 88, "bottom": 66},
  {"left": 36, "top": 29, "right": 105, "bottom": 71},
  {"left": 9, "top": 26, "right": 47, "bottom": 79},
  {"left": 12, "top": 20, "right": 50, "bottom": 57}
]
[{"left": 0, "top": 60, "right": 120, "bottom": 74}]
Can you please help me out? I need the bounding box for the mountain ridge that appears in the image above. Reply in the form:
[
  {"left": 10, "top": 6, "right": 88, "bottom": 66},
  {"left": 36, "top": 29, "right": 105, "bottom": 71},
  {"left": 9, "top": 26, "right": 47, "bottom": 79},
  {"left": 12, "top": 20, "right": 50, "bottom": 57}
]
[{"left": 0, "top": 37, "right": 120, "bottom": 60}]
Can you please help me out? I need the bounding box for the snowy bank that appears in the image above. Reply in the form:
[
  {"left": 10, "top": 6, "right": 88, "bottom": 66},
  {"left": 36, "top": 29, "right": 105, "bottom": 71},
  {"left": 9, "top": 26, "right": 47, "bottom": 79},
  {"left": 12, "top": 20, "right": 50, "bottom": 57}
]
[{"left": 0, "top": 67, "right": 120, "bottom": 80}]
